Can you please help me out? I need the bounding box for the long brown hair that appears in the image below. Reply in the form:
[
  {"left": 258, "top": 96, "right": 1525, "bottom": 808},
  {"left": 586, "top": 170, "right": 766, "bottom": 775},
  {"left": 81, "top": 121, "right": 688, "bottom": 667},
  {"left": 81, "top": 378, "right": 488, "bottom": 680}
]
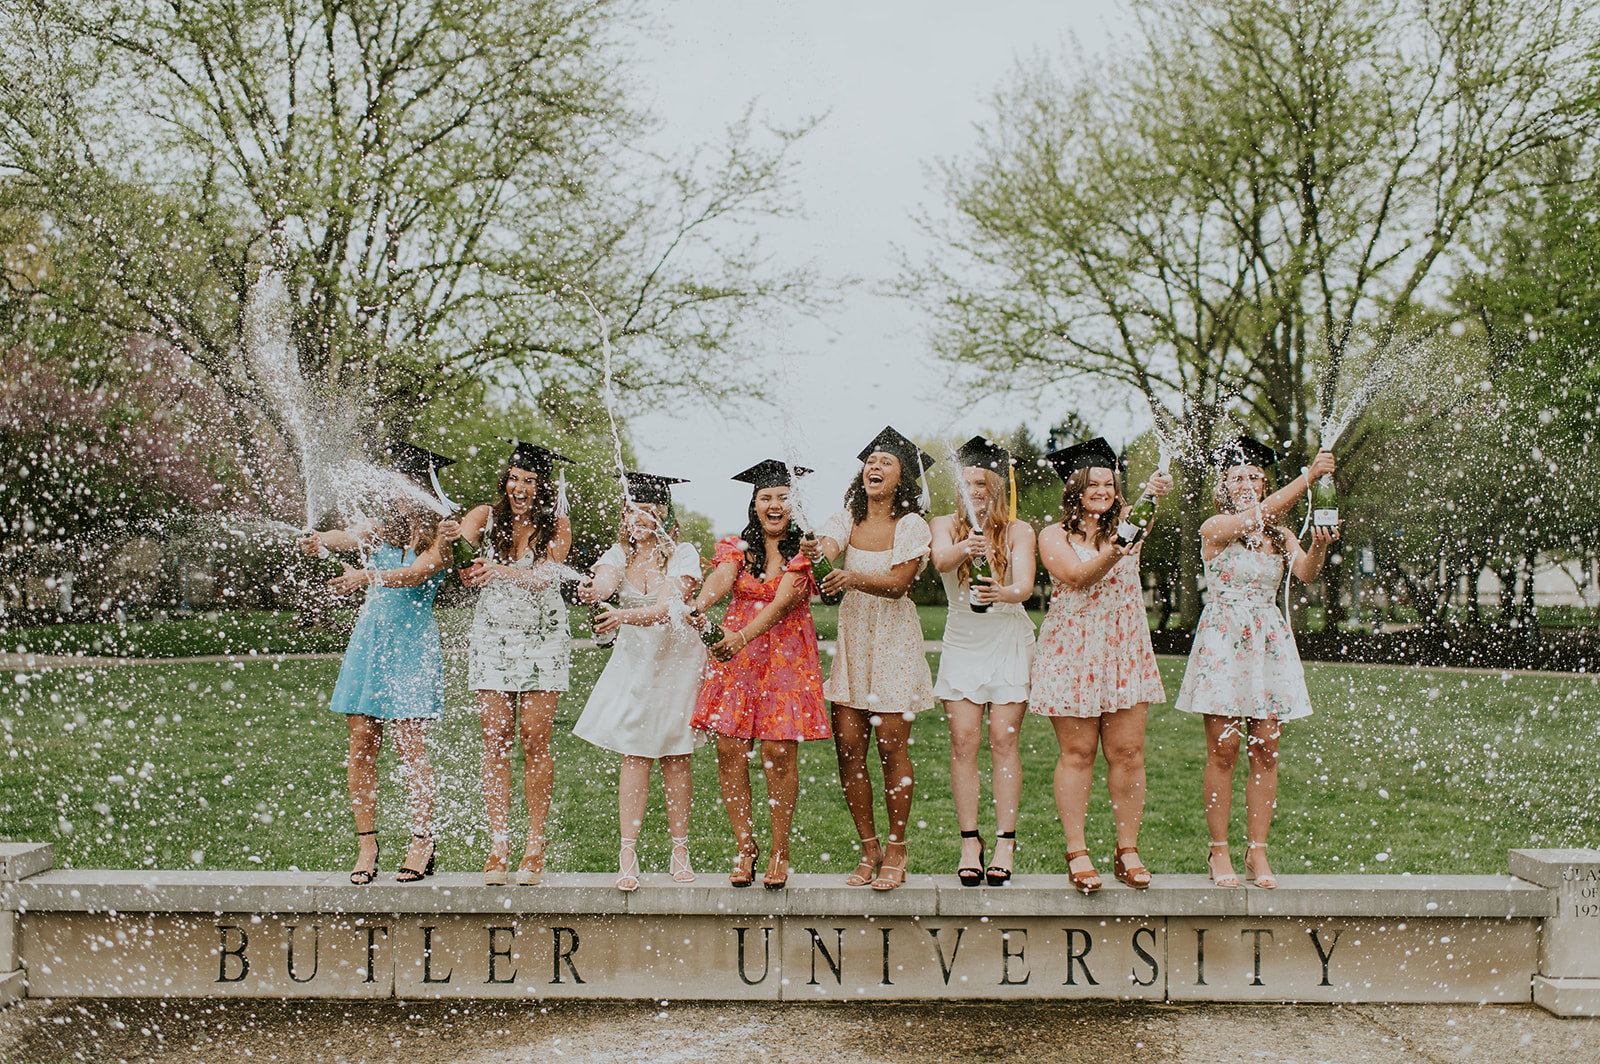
[
  {"left": 1213, "top": 472, "right": 1290, "bottom": 558},
  {"left": 488, "top": 465, "right": 560, "bottom": 562},
  {"left": 377, "top": 499, "right": 441, "bottom": 555},
  {"left": 1059, "top": 467, "right": 1122, "bottom": 549},
  {"left": 953, "top": 468, "right": 1012, "bottom": 584}
]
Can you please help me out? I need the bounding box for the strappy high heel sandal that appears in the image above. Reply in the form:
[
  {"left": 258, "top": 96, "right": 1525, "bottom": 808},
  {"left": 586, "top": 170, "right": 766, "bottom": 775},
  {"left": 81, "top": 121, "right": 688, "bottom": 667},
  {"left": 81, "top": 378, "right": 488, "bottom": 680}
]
[
  {"left": 1113, "top": 845, "right": 1152, "bottom": 889},
  {"left": 484, "top": 835, "right": 509, "bottom": 886},
  {"left": 1207, "top": 841, "right": 1241, "bottom": 888},
  {"left": 957, "top": 829, "right": 986, "bottom": 887},
  {"left": 872, "top": 845, "right": 908, "bottom": 891},
  {"left": 985, "top": 830, "right": 1016, "bottom": 886},
  {"left": 763, "top": 850, "right": 789, "bottom": 890},
  {"left": 516, "top": 837, "right": 546, "bottom": 886},
  {"left": 616, "top": 837, "right": 640, "bottom": 893},
  {"left": 1065, "top": 848, "right": 1101, "bottom": 894},
  {"left": 845, "top": 836, "right": 880, "bottom": 887},
  {"left": 350, "top": 830, "right": 379, "bottom": 885},
  {"left": 1246, "top": 841, "right": 1278, "bottom": 889},
  {"left": 730, "top": 843, "right": 759, "bottom": 888},
  {"left": 395, "top": 832, "right": 435, "bottom": 882},
  {"left": 670, "top": 836, "right": 695, "bottom": 884}
]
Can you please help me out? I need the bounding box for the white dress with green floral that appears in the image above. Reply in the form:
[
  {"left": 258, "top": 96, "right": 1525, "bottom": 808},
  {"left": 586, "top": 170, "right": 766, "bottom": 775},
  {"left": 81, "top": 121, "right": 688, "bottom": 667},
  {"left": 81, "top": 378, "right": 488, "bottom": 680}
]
[{"left": 1173, "top": 541, "right": 1312, "bottom": 720}]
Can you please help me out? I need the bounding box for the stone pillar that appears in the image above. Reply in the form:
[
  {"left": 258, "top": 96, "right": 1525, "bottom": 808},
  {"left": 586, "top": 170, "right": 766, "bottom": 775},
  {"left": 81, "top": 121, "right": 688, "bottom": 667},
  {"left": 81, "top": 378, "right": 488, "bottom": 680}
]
[
  {"left": 1510, "top": 848, "right": 1600, "bottom": 1017},
  {"left": 0, "top": 842, "right": 54, "bottom": 1007}
]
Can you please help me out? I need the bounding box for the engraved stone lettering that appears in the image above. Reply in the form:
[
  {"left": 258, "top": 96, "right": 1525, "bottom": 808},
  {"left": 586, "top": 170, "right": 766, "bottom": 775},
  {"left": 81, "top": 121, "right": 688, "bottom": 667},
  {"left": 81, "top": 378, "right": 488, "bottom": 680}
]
[
  {"left": 806, "top": 927, "right": 844, "bottom": 985},
  {"left": 999, "top": 928, "right": 1029, "bottom": 985}
]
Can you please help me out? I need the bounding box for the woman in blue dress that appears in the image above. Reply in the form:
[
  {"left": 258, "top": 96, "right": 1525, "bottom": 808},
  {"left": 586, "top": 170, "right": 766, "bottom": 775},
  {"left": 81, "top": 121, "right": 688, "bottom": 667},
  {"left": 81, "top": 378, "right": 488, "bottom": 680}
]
[{"left": 302, "top": 455, "right": 454, "bottom": 884}]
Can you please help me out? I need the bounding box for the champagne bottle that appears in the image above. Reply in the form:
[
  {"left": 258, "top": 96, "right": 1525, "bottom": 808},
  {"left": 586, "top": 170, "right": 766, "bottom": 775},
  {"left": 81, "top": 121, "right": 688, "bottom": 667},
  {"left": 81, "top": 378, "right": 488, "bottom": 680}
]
[
  {"left": 591, "top": 592, "right": 619, "bottom": 649},
  {"left": 691, "top": 610, "right": 727, "bottom": 649},
  {"left": 312, "top": 543, "right": 343, "bottom": 582},
  {"left": 451, "top": 534, "right": 479, "bottom": 571},
  {"left": 1312, "top": 474, "right": 1339, "bottom": 530},
  {"left": 802, "top": 529, "right": 845, "bottom": 606},
  {"left": 968, "top": 550, "right": 993, "bottom": 614},
  {"left": 1117, "top": 489, "right": 1159, "bottom": 547}
]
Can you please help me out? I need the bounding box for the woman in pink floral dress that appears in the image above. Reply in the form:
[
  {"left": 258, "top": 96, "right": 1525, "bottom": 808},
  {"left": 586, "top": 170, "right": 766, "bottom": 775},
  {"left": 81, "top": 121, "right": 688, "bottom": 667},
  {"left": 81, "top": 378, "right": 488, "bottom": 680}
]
[
  {"left": 1032, "top": 438, "right": 1171, "bottom": 893},
  {"left": 1174, "top": 436, "right": 1337, "bottom": 890}
]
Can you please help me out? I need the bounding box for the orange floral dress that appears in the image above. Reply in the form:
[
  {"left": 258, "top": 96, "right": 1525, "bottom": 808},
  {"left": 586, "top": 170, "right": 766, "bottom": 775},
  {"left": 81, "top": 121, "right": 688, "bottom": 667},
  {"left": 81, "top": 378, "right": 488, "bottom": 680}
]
[{"left": 691, "top": 537, "right": 831, "bottom": 741}]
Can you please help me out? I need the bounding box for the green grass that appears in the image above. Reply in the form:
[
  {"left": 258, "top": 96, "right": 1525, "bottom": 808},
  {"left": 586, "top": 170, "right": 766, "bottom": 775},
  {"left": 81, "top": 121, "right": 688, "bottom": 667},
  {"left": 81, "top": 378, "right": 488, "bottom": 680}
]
[
  {"left": 1, "top": 610, "right": 352, "bottom": 658},
  {"left": 1, "top": 651, "right": 1595, "bottom": 878}
]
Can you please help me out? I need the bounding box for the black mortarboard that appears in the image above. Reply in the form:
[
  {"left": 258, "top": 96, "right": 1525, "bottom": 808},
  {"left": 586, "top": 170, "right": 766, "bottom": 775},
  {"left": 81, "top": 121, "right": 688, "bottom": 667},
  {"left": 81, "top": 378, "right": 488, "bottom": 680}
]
[
  {"left": 1045, "top": 437, "right": 1119, "bottom": 479},
  {"left": 623, "top": 471, "right": 688, "bottom": 506},
  {"left": 954, "top": 435, "right": 1011, "bottom": 473},
  {"left": 1213, "top": 434, "right": 1278, "bottom": 472},
  {"left": 857, "top": 425, "right": 937, "bottom": 477},
  {"left": 497, "top": 437, "right": 571, "bottom": 475},
  {"left": 732, "top": 459, "right": 812, "bottom": 491},
  {"left": 385, "top": 441, "right": 455, "bottom": 486}
]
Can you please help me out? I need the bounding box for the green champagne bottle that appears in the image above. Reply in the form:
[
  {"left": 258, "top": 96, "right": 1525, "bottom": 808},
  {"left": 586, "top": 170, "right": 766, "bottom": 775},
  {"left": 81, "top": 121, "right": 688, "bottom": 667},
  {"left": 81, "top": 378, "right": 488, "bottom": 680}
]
[
  {"left": 1117, "top": 489, "right": 1159, "bottom": 547},
  {"left": 1312, "top": 475, "right": 1339, "bottom": 529},
  {"left": 591, "top": 591, "right": 619, "bottom": 649},
  {"left": 313, "top": 544, "right": 343, "bottom": 582},
  {"left": 968, "top": 550, "right": 993, "bottom": 614},
  {"left": 692, "top": 610, "right": 727, "bottom": 649},
  {"left": 802, "top": 528, "right": 844, "bottom": 606},
  {"left": 451, "top": 534, "right": 479, "bottom": 571}
]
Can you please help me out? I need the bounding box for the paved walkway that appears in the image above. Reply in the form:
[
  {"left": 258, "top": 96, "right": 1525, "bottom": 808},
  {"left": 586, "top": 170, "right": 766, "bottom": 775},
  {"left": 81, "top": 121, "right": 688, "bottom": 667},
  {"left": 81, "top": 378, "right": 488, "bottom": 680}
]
[{"left": 1, "top": 998, "right": 1595, "bottom": 1063}]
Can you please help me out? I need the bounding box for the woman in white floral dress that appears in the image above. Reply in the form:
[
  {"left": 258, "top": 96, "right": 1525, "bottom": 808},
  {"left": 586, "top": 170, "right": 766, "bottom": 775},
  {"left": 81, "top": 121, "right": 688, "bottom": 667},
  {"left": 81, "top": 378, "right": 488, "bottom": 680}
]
[
  {"left": 1032, "top": 438, "right": 1171, "bottom": 893},
  {"left": 1173, "top": 436, "right": 1337, "bottom": 889},
  {"left": 809, "top": 426, "right": 935, "bottom": 891}
]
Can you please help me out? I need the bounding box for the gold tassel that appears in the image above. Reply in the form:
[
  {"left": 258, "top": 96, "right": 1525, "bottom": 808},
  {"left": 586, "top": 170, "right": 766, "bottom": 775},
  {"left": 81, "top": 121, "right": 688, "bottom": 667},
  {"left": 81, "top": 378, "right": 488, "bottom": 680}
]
[{"left": 1008, "top": 460, "right": 1017, "bottom": 523}]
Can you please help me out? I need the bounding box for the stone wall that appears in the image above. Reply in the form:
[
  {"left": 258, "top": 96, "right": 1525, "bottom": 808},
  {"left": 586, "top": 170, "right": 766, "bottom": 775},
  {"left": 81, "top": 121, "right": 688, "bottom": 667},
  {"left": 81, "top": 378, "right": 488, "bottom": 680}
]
[{"left": 2, "top": 844, "right": 1596, "bottom": 1014}]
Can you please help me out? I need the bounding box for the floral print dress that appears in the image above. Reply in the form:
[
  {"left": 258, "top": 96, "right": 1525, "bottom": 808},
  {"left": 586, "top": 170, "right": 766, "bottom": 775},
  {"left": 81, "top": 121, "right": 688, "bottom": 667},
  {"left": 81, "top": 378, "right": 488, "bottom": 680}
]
[
  {"left": 1172, "top": 541, "right": 1313, "bottom": 720},
  {"left": 691, "top": 537, "right": 830, "bottom": 741},
  {"left": 1030, "top": 540, "right": 1164, "bottom": 718}
]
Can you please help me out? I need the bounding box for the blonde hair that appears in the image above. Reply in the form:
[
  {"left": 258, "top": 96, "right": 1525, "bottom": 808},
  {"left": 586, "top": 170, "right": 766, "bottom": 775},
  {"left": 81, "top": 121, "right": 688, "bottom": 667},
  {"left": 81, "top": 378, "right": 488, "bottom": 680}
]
[
  {"left": 953, "top": 468, "right": 1012, "bottom": 585},
  {"left": 618, "top": 501, "right": 678, "bottom": 571}
]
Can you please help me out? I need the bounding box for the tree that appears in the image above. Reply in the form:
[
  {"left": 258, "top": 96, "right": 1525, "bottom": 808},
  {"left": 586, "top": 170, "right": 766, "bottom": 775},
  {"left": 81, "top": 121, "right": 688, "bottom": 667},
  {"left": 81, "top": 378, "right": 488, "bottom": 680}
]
[
  {"left": 904, "top": 0, "right": 1595, "bottom": 625},
  {"left": 0, "top": 0, "right": 819, "bottom": 478}
]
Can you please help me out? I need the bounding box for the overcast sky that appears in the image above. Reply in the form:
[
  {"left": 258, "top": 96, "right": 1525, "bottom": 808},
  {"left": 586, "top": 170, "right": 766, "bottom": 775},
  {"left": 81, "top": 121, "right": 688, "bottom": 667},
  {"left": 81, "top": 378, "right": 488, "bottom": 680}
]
[{"left": 625, "top": 1, "right": 1136, "bottom": 532}]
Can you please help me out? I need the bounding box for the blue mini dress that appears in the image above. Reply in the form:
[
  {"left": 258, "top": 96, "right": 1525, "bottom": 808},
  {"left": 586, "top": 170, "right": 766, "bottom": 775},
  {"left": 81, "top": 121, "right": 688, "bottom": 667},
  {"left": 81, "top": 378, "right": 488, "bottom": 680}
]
[{"left": 328, "top": 544, "right": 447, "bottom": 721}]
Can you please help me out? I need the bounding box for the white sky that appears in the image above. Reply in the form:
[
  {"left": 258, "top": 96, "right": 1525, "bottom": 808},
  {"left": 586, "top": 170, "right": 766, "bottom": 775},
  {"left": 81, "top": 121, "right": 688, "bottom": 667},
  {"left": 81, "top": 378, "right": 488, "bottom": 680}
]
[{"left": 628, "top": 1, "right": 1137, "bottom": 532}]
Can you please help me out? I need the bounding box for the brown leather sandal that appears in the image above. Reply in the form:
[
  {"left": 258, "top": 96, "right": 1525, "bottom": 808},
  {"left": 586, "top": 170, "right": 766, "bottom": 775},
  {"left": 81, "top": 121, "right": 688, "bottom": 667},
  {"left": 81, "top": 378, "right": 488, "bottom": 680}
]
[
  {"left": 729, "top": 844, "right": 759, "bottom": 888},
  {"left": 1065, "top": 848, "right": 1101, "bottom": 894},
  {"left": 1113, "top": 845, "right": 1152, "bottom": 890}
]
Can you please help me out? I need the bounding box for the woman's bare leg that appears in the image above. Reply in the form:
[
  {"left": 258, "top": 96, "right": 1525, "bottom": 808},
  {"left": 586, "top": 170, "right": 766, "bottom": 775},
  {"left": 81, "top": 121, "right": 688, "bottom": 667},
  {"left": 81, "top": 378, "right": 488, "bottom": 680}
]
[
  {"left": 1049, "top": 715, "right": 1101, "bottom": 879},
  {"left": 945, "top": 698, "right": 985, "bottom": 871},
  {"left": 517, "top": 691, "right": 559, "bottom": 853},
  {"left": 988, "top": 702, "right": 1026, "bottom": 871},
  {"left": 393, "top": 719, "right": 435, "bottom": 869},
  {"left": 346, "top": 715, "right": 383, "bottom": 875},
  {"left": 478, "top": 691, "right": 515, "bottom": 871},
  {"left": 760, "top": 739, "right": 798, "bottom": 877},
  {"left": 1203, "top": 714, "right": 1243, "bottom": 880}
]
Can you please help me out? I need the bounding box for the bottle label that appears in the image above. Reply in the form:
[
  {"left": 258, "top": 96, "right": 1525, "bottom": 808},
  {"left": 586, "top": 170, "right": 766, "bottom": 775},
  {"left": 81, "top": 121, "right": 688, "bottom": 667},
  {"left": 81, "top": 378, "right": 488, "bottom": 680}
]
[
  {"left": 1117, "top": 521, "right": 1141, "bottom": 543},
  {"left": 1313, "top": 508, "right": 1339, "bottom": 527}
]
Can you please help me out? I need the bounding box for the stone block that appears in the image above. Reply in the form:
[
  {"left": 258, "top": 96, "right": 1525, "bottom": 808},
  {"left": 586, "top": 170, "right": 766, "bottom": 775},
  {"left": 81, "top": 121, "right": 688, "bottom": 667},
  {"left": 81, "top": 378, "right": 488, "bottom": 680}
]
[
  {"left": 8, "top": 870, "right": 324, "bottom": 915},
  {"left": 0, "top": 968, "right": 22, "bottom": 1007},
  {"left": 390, "top": 915, "right": 782, "bottom": 1000},
  {"left": 622, "top": 880, "right": 788, "bottom": 917},
  {"left": 22, "top": 912, "right": 394, "bottom": 997},
  {"left": 778, "top": 916, "right": 1165, "bottom": 1001},
  {"left": 314, "top": 873, "right": 624, "bottom": 916},
  {"left": 1166, "top": 916, "right": 1536, "bottom": 1003},
  {"left": 1243, "top": 875, "right": 1553, "bottom": 919},
  {"left": 1532, "top": 975, "right": 1600, "bottom": 1017},
  {"left": 935, "top": 874, "right": 1247, "bottom": 918},
  {"left": 1509, "top": 848, "right": 1600, "bottom": 979},
  {"left": 0, "top": 843, "right": 53, "bottom": 883},
  {"left": 780, "top": 875, "right": 938, "bottom": 917},
  {"left": 0, "top": 910, "right": 15, "bottom": 970}
]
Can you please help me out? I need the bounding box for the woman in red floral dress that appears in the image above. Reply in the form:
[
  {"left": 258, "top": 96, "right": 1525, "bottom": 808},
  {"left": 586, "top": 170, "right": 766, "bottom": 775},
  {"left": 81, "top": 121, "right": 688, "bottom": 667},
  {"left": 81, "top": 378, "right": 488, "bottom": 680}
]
[
  {"left": 1032, "top": 438, "right": 1171, "bottom": 894},
  {"left": 690, "top": 459, "right": 830, "bottom": 889}
]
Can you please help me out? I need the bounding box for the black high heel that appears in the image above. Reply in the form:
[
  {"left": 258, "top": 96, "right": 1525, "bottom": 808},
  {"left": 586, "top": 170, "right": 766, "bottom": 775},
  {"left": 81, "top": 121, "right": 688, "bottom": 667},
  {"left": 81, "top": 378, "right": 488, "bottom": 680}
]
[
  {"left": 957, "top": 829, "right": 986, "bottom": 887},
  {"left": 350, "top": 830, "right": 379, "bottom": 885},
  {"left": 396, "top": 832, "right": 435, "bottom": 882},
  {"left": 985, "top": 830, "right": 1016, "bottom": 886}
]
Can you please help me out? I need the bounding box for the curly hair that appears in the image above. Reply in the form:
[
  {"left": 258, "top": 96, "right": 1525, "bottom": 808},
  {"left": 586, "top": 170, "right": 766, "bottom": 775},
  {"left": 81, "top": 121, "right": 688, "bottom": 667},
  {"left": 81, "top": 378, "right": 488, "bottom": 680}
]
[
  {"left": 843, "top": 459, "right": 925, "bottom": 524},
  {"left": 488, "top": 465, "right": 560, "bottom": 563},
  {"left": 740, "top": 493, "right": 804, "bottom": 577},
  {"left": 1213, "top": 473, "right": 1290, "bottom": 558},
  {"left": 1058, "top": 467, "right": 1122, "bottom": 549},
  {"left": 953, "top": 468, "right": 1012, "bottom": 585}
]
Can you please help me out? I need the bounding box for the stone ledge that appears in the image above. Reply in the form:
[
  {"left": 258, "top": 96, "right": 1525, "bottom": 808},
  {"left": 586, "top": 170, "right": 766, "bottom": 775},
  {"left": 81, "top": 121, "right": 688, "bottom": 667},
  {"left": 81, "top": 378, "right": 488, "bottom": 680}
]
[
  {"left": 0, "top": 843, "right": 52, "bottom": 883},
  {"left": 4, "top": 870, "right": 1556, "bottom": 919},
  {"left": 0, "top": 969, "right": 22, "bottom": 1008},
  {"left": 1533, "top": 976, "right": 1600, "bottom": 1017}
]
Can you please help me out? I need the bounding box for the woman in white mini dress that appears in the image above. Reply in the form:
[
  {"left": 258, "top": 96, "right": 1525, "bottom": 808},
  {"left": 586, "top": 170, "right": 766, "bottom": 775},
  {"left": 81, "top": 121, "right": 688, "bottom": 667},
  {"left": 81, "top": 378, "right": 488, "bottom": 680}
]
[
  {"left": 1173, "top": 436, "right": 1337, "bottom": 889},
  {"left": 929, "top": 436, "right": 1036, "bottom": 886},
  {"left": 456, "top": 440, "right": 572, "bottom": 886},
  {"left": 809, "top": 426, "right": 935, "bottom": 891},
  {"left": 574, "top": 472, "right": 707, "bottom": 891}
]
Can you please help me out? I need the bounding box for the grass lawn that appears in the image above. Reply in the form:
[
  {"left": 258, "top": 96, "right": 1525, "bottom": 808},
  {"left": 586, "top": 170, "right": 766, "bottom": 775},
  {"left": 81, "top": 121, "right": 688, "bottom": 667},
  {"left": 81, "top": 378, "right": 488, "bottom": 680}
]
[
  {"left": 2, "top": 610, "right": 353, "bottom": 658},
  {"left": 1, "top": 649, "right": 1595, "bottom": 880}
]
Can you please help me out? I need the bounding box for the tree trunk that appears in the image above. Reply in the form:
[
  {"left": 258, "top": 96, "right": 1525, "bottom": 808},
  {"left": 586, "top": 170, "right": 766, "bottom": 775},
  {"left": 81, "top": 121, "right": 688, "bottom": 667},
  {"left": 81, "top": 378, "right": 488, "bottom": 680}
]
[{"left": 1179, "top": 461, "right": 1206, "bottom": 629}]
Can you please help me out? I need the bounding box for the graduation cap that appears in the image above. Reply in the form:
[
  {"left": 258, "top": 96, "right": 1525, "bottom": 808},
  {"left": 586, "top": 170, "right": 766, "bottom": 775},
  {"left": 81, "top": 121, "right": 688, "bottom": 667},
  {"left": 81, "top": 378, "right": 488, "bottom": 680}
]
[
  {"left": 1044, "top": 437, "right": 1120, "bottom": 479},
  {"left": 384, "top": 440, "right": 458, "bottom": 511},
  {"left": 732, "top": 459, "right": 812, "bottom": 491},
  {"left": 1213, "top": 434, "right": 1279, "bottom": 472},
  {"left": 497, "top": 437, "right": 571, "bottom": 475},
  {"left": 857, "top": 426, "right": 937, "bottom": 477},
  {"left": 623, "top": 471, "right": 688, "bottom": 506},
  {"left": 954, "top": 435, "right": 1011, "bottom": 473}
]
